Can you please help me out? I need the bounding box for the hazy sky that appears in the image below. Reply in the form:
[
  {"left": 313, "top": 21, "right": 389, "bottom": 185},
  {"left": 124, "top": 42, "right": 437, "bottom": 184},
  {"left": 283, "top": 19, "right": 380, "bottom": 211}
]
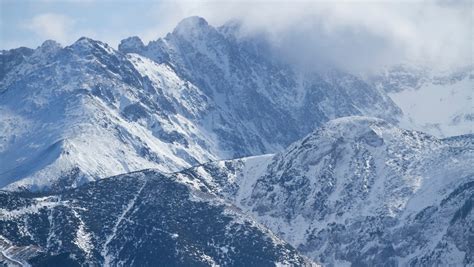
[{"left": 1, "top": 0, "right": 472, "bottom": 71}]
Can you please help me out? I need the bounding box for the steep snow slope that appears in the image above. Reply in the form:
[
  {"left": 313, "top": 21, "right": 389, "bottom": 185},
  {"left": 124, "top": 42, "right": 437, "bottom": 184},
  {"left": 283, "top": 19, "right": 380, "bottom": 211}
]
[
  {"left": 179, "top": 117, "right": 473, "bottom": 266},
  {"left": 0, "top": 170, "right": 316, "bottom": 266},
  {"left": 370, "top": 65, "right": 473, "bottom": 137},
  {"left": 1, "top": 17, "right": 401, "bottom": 191},
  {"left": 0, "top": 38, "right": 216, "bottom": 191}
]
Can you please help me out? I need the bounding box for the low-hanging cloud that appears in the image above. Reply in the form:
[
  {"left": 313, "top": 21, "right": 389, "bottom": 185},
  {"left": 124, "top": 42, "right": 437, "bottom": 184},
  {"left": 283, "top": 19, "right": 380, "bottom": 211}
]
[
  {"left": 24, "top": 13, "right": 76, "bottom": 44},
  {"left": 23, "top": 12, "right": 97, "bottom": 47},
  {"left": 143, "top": 0, "right": 472, "bottom": 72}
]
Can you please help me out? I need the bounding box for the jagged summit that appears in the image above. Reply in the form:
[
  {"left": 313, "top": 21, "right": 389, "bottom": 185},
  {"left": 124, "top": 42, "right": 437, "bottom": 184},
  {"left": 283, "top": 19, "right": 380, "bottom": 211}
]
[
  {"left": 31, "top": 39, "right": 62, "bottom": 59},
  {"left": 39, "top": 39, "right": 62, "bottom": 50},
  {"left": 118, "top": 36, "right": 145, "bottom": 53},
  {"left": 71, "top": 36, "right": 100, "bottom": 47},
  {"left": 174, "top": 16, "right": 209, "bottom": 30},
  {"left": 67, "top": 36, "right": 115, "bottom": 55},
  {"left": 75, "top": 36, "right": 98, "bottom": 43},
  {"left": 172, "top": 16, "right": 213, "bottom": 38}
]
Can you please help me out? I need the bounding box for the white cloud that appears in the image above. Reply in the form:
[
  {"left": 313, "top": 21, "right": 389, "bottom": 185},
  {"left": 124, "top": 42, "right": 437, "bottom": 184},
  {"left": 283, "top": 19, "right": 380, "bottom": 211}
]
[
  {"left": 141, "top": 0, "right": 472, "bottom": 71},
  {"left": 24, "top": 13, "right": 76, "bottom": 44},
  {"left": 16, "top": 1, "right": 471, "bottom": 71}
]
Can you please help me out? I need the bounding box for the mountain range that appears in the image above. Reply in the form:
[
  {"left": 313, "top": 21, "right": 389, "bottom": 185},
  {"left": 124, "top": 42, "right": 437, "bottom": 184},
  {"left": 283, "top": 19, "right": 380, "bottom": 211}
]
[
  {"left": 0, "top": 16, "right": 402, "bottom": 191},
  {"left": 1, "top": 117, "right": 472, "bottom": 266},
  {"left": 0, "top": 16, "right": 472, "bottom": 266}
]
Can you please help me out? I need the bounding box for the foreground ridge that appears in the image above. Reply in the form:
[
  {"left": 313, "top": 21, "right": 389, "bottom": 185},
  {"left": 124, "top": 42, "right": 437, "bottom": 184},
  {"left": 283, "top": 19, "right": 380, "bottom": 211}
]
[
  {"left": 1, "top": 117, "right": 472, "bottom": 266},
  {"left": 178, "top": 116, "right": 474, "bottom": 266},
  {"left": 0, "top": 170, "right": 316, "bottom": 266}
]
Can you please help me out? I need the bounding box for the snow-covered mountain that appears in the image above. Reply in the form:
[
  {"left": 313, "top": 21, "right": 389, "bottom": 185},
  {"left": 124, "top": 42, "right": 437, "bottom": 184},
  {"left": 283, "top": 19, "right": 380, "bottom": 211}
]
[
  {"left": 369, "top": 64, "right": 473, "bottom": 138},
  {"left": 0, "top": 38, "right": 217, "bottom": 191},
  {"left": 0, "top": 170, "right": 316, "bottom": 266},
  {"left": 178, "top": 116, "right": 473, "bottom": 266},
  {"left": 119, "top": 17, "right": 401, "bottom": 156},
  {"left": 2, "top": 116, "right": 471, "bottom": 266},
  {"left": 1, "top": 15, "right": 471, "bottom": 267},
  {"left": 0, "top": 16, "right": 401, "bottom": 191}
]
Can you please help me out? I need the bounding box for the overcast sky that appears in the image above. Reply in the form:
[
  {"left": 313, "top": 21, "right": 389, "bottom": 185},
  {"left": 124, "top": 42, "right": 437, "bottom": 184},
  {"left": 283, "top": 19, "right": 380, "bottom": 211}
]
[{"left": 1, "top": 0, "right": 472, "bottom": 71}]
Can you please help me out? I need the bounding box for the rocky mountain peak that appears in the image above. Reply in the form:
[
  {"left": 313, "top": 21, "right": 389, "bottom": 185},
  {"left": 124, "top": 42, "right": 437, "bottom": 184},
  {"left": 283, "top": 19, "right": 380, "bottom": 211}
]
[
  {"left": 118, "top": 36, "right": 145, "bottom": 54},
  {"left": 38, "top": 39, "right": 62, "bottom": 51},
  {"left": 172, "top": 16, "right": 214, "bottom": 39},
  {"left": 67, "top": 37, "right": 115, "bottom": 56},
  {"left": 30, "top": 39, "right": 62, "bottom": 60}
]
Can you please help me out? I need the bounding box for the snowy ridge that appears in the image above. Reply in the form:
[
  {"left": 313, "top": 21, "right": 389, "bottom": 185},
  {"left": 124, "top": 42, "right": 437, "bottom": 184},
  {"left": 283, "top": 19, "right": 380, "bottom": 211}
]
[
  {"left": 0, "top": 116, "right": 471, "bottom": 266},
  {"left": 0, "top": 36, "right": 218, "bottom": 191},
  {"left": 0, "top": 170, "right": 316, "bottom": 266},
  {"left": 180, "top": 116, "right": 473, "bottom": 266}
]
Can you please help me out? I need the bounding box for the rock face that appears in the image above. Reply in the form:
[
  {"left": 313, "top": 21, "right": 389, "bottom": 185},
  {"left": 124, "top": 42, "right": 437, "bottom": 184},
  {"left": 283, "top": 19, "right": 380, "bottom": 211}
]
[
  {"left": 178, "top": 117, "right": 474, "bottom": 266},
  {"left": 0, "top": 16, "right": 401, "bottom": 191},
  {"left": 0, "top": 170, "right": 316, "bottom": 266}
]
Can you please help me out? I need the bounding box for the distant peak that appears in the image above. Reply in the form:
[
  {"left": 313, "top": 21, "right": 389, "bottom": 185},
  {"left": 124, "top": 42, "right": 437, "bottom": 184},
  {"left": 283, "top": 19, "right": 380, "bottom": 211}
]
[
  {"left": 177, "top": 16, "right": 209, "bottom": 28},
  {"left": 31, "top": 40, "right": 62, "bottom": 58},
  {"left": 172, "top": 16, "right": 212, "bottom": 37},
  {"left": 118, "top": 36, "right": 145, "bottom": 53},
  {"left": 74, "top": 36, "right": 99, "bottom": 45},
  {"left": 69, "top": 37, "right": 100, "bottom": 50},
  {"left": 68, "top": 37, "right": 116, "bottom": 55},
  {"left": 39, "top": 40, "right": 62, "bottom": 51},
  {"left": 218, "top": 19, "right": 243, "bottom": 37},
  {"left": 72, "top": 37, "right": 113, "bottom": 49}
]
